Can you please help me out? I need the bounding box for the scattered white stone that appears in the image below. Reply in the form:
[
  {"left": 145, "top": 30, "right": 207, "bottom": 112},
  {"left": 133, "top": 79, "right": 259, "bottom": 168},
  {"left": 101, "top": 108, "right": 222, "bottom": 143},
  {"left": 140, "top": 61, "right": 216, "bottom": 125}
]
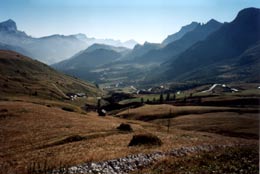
[{"left": 51, "top": 144, "right": 240, "bottom": 174}]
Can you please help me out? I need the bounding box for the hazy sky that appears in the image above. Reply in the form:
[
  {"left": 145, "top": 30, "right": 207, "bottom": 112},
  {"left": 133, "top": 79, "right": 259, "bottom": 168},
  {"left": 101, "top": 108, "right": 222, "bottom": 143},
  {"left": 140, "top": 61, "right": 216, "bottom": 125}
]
[{"left": 0, "top": 0, "right": 259, "bottom": 43}]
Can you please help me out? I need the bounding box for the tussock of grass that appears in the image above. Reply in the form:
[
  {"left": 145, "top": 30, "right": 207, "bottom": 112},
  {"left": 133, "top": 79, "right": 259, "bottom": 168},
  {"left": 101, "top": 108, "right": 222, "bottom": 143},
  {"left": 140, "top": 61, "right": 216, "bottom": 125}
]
[
  {"left": 117, "top": 123, "right": 133, "bottom": 132},
  {"left": 61, "top": 107, "right": 75, "bottom": 112},
  {"left": 128, "top": 134, "right": 162, "bottom": 146},
  {"left": 0, "top": 109, "right": 8, "bottom": 112}
]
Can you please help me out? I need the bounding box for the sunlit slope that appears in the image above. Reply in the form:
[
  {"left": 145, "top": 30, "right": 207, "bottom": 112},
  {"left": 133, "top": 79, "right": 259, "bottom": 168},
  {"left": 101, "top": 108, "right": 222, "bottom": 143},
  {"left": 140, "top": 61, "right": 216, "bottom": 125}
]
[{"left": 0, "top": 50, "right": 100, "bottom": 100}]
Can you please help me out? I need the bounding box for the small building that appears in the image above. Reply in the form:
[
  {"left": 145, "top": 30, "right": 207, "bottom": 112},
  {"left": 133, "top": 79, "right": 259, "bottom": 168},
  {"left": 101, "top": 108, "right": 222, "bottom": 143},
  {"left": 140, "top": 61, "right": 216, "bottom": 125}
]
[
  {"left": 76, "top": 93, "right": 86, "bottom": 98},
  {"left": 98, "top": 109, "right": 106, "bottom": 116},
  {"left": 137, "top": 90, "right": 152, "bottom": 94},
  {"left": 66, "top": 93, "right": 77, "bottom": 100},
  {"left": 66, "top": 92, "right": 87, "bottom": 100}
]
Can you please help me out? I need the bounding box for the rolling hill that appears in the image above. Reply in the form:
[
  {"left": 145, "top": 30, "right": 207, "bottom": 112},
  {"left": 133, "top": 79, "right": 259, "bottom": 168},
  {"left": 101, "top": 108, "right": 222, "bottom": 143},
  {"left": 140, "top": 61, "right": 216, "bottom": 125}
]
[{"left": 0, "top": 50, "right": 100, "bottom": 100}]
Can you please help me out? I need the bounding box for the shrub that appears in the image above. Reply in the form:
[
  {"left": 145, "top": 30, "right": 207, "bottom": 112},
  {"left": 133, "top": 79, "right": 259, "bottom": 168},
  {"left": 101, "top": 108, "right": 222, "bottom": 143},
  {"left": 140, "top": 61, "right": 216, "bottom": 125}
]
[
  {"left": 55, "top": 135, "right": 85, "bottom": 146},
  {"left": 117, "top": 123, "right": 133, "bottom": 132},
  {"left": 32, "top": 91, "right": 38, "bottom": 96},
  {"left": 0, "top": 109, "right": 8, "bottom": 112},
  {"left": 61, "top": 107, "right": 74, "bottom": 112},
  {"left": 128, "top": 134, "right": 162, "bottom": 146}
]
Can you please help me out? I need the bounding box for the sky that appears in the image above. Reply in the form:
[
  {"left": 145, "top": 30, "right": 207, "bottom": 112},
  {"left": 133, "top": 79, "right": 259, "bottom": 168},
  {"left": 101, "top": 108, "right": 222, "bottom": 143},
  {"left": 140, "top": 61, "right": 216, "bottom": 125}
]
[{"left": 0, "top": 0, "right": 259, "bottom": 44}]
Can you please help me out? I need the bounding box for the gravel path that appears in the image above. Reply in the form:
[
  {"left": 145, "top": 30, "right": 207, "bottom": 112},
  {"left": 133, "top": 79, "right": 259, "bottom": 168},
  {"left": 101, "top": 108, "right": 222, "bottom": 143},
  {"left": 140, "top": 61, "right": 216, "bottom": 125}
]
[{"left": 52, "top": 144, "right": 239, "bottom": 174}]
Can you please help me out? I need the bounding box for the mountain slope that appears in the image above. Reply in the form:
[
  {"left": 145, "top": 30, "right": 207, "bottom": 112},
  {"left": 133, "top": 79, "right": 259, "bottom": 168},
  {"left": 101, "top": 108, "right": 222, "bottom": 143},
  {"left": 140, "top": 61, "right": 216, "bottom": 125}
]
[
  {"left": 121, "top": 42, "right": 161, "bottom": 61},
  {"left": 28, "top": 34, "right": 88, "bottom": 63},
  {"left": 53, "top": 44, "right": 123, "bottom": 69},
  {"left": 78, "top": 36, "right": 137, "bottom": 49},
  {"left": 0, "top": 50, "right": 100, "bottom": 100},
  {"left": 162, "top": 22, "right": 200, "bottom": 45},
  {"left": 52, "top": 44, "right": 125, "bottom": 81},
  {"left": 163, "top": 7, "right": 260, "bottom": 82},
  {"left": 83, "top": 43, "right": 130, "bottom": 54},
  {"left": 0, "top": 42, "right": 32, "bottom": 57},
  {"left": 135, "top": 19, "right": 222, "bottom": 63}
]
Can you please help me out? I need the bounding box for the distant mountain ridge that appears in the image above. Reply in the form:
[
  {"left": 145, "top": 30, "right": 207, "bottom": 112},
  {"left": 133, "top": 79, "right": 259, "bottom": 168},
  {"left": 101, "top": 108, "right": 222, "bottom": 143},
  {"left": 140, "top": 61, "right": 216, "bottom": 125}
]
[
  {"left": 162, "top": 22, "right": 200, "bottom": 45},
  {"left": 53, "top": 17, "right": 226, "bottom": 84},
  {"left": 0, "top": 19, "right": 27, "bottom": 37},
  {"left": 121, "top": 42, "right": 161, "bottom": 61},
  {"left": 2, "top": 7, "right": 259, "bottom": 86},
  {"left": 52, "top": 44, "right": 126, "bottom": 81},
  {"left": 161, "top": 7, "right": 260, "bottom": 83},
  {"left": 54, "top": 44, "right": 123, "bottom": 69},
  {"left": 0, "top": 19, "right": 17, "bottom": 32},
  {"left": 0, "top": 19, "right": 138, "bottom": 64},
  {"left": 84, "top": 44, "right": 130, "bottom": 54},
  {"left": 133, "top": 19, "right": 223, "bottom": 63}
]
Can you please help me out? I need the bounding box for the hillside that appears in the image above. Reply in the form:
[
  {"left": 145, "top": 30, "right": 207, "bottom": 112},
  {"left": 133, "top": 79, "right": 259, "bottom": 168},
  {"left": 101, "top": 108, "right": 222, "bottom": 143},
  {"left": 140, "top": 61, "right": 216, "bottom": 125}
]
[
  {"left": 53, "top": 44, "right": 126, "bottom": 69},
  {"left": 82, "top": 43, "right": 130, "bottom": 54},
  {"left": 0, "top": 42, "right": 32, "bottom": 57},
  {"left": 0, "top": 50, "right": 100, "bottom": 100},
  {"left": 0, "top": 100, "right": 258, "bottom": 174},
  {"left": 162, "top": 8, "right": 260, "bottom": 83},
  {"left": 53, "top": 44, "right": 128, "bottom": 81},
  {"left": 121, "top": 42, "right": 161, "bottom": 61}
]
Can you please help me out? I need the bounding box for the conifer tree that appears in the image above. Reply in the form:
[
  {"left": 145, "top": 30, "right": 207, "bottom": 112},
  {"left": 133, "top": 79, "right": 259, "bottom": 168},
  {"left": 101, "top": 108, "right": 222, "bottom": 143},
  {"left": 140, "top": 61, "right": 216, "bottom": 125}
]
[{"left": 159, "top": 93, "right": 164, "bottom": 103}]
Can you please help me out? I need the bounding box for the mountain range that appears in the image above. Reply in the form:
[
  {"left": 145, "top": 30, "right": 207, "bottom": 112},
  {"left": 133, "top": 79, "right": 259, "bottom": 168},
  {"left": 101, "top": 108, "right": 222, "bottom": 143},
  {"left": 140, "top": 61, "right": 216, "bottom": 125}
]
[
  {"left": 161, "top": 7, "right": 260, "bottom": 83},
  {"left": 52, "top": 44, "right": 128, "bottom": 81},
  {"left": 0, "top": 19, "right": 137, "bottom": 64},
  {"left": 1, "top": 7, "right": 259, "bottom": 86},
  {"left": 53, "top": 17, "right": 224, "bottom": 82},
  {"left": 133, "top": 19, "right": 223, "bottom": 64}
]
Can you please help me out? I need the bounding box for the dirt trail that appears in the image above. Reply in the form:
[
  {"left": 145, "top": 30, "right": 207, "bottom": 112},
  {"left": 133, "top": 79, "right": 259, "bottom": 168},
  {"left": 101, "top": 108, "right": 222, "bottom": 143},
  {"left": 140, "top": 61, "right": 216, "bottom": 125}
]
[{"left": 52, "top": 83, "right": 68, "bottom": 99}]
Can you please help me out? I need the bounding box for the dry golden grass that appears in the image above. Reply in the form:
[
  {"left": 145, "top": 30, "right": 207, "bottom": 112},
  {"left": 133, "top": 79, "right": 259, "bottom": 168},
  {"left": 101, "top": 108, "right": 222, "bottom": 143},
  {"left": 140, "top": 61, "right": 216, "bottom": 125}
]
[
  {"left": 0, "top": 101, "right": 258, "bottom": 174},
  {"left": 0, "top": 50, "right": 101, "bottom": 102},
  {"left": 152, "top": 112, "right": 259, "bottom": 139},
  {"left": 116, "top": 104, "right": 256, "bottom": 121},
  {"left": 132, "top": 145, "right": 259, "bottom": 174}
]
